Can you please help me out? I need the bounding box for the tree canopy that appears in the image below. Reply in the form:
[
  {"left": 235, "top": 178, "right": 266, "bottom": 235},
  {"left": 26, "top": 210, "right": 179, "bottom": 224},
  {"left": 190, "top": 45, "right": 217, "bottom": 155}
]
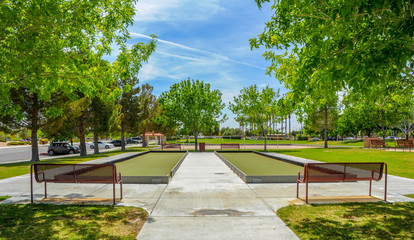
[
  {"left": 0, "top": 0, "right": 155, "bottom": 161},
  {"left": 229, "top": 85, "right": 279, "bottom": 151},
  {"left": 158, "top": 78, "right": 226, "bottom": 150},
  {"left": 251, "top": 0, "right": 414, "bottom": 93}
]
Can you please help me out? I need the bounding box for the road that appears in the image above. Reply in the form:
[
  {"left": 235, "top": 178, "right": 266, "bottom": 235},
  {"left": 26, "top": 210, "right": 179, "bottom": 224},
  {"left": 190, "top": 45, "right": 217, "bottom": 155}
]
[{"left": 0, "top": 143, "right": 140, "bottom": 164}]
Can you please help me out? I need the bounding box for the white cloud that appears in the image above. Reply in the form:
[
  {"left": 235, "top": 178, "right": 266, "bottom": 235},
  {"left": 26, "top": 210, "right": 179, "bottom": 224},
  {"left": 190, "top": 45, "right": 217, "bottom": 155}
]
[
  {"left": 130, "top": 32, "right": 267, "bottom": 70},
  {"left": 134, "top": 0, "right": 224, "bottom": 22}
]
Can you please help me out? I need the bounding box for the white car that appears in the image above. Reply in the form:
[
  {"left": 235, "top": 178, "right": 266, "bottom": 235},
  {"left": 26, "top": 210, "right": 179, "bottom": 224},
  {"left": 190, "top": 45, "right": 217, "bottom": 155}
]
[{"left": 88, "top": 141, "right": 114, "bottom": 149}]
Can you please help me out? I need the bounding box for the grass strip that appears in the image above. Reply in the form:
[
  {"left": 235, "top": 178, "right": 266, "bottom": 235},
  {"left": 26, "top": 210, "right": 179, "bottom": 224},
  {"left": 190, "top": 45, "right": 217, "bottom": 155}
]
[
  {"left": 0, "top": 147, "right": 151, "bottom": 180},
  {"left": 269, "top": 148, "right": 414, "bottom": 179},
  {"left": 219, "top": 152, "right": 302, "bottom": 175},
  {"left": 116, "top": 152, "right": 185, "bottom": 176},
  {"left": 167, "top": 138, "right": 365, "bottom": 147},
  {"left": 0, "top": 196, "right": 10, "bottom": 201},
  {"left": 277, "top": 202, "right": 414, "bottom": 240},
  {"left": 406, "top": 194, "right": 414, "bottom": 199},
  {"left": 0, "top": 204, "right": 147, "bottom": 240}
]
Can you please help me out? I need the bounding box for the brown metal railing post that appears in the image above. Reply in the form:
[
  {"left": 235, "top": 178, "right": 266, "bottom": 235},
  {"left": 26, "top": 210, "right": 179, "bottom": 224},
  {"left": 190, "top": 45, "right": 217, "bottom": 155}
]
[
  {"left": 44, "top": 181, "right": 47, "bottom": 199},
  {"left": 384, "top": 163, "right": 387, "bottom": 201},
  {"left": 119, "top": 172, "right": 123, "bottom": 200},
  {"left": 369, "top": 180, "right": 372, "bottom": 196},
  {"left": 305, "top": 165, "right": 309, "bottom": 204},
  {"left": 343, "top": 164, "right": 347, "bottom": 181},
  {"left": 113, "top": 166, "right": 116, "bottom": 205},
  {"left": 296, "top": 173, "right": 300, "bottom": 199},
  {"left": 30, "top": 164, "right": 34, "bottom": 203}
]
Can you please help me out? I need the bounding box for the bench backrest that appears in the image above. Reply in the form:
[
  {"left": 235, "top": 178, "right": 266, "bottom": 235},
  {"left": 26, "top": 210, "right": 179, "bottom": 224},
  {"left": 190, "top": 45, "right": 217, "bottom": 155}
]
[
  {"left": 304, "top": 162, "right": 384, "bottom": 182},
  {"left": 221, "top": 143, "right": 240, "bottom": 149},
  {"left": 369, "top": 139, "right": 383, "bottom": 146},
  {"left": 32, "top": 164, "right": 119, "bottom": 184},
  {"left": 397, "top": 139, "right": 414, "bottom": 147},
  {"left": 162, "top": 144, "right": 181, "bottom": 150}
]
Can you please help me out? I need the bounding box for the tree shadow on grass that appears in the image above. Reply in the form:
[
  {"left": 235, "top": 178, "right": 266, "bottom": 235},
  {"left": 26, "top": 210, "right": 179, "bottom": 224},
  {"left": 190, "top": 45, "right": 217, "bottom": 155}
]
[
  {"left": 0, "top": 204, "right": 144, "bottom": 240},
  {"left": 290, "top": 202, "right": 414, "bottom": 240}
]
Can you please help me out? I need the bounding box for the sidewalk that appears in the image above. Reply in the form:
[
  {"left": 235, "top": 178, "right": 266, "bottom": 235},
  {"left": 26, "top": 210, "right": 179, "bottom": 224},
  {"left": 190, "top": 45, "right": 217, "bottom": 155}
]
[{"left": 137, "top": 152, "right": 299, "bottom": 240}]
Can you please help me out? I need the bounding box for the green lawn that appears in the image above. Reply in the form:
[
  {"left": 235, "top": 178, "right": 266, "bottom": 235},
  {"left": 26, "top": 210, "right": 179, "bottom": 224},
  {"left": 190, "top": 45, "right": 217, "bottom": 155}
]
[
  {"left": 0, "top": 204, "right": 147, "bottom": 239},
  {"left": 269, "top": 148, "right": 414, "bottom": 179},
  {"left": 116, "top": 152, "right": 185, "bottom": 176},
  {"left": 168, "top": 138, "right": 365, "bottom": 147},
  {"left": 406, "top": 194, "right": 414, "bottom": 199},
  {"left": 278, "top": 202, "right": 414, "bottom": 240},
  {"left": 0, "top": 196, "right": 10, "bottom": 201},
  {"left": 0, "top": 147, "right": 151, "bottom": 180},
  {"left": 218, "top": 152, "right": 303, "bottom": 175}
]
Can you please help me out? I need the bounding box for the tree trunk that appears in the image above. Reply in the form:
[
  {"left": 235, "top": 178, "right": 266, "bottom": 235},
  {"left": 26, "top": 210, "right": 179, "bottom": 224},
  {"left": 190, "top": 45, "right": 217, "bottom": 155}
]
[
  {"left": 121, "top": 123, "right": 126, "bottom": 151},
  {"left": 70, "top": 138, "right": 73, "bottom": 146},
  {"left": 263, "top": 126, "right": 267, "bottom": 152},
  {"left": 79, "top": 131, "right": 87, "bottom": 156},
  {"left": 324, "top": 107, "right": 328, "bottom": 149},
  {"left": 142, "top": 131, "right": 147, "bottom": 147},
  {"left": 406, "top": 134, "right": 409, "bottom": 140},
  {"left": 285, "top": 116, "right": 287, "bottom": 138},
  {"left": 93, "top": 132, "right": 99, "bottom": 154},
  {"left": 30, "top": 95, "right": 40, "bottom": 162},
  {"left": 381, "top": 111, "right": 386, "bottom": 147},
  {"left": 288, "top": 114, "right": 291, "bottom": 138},
  {"left": 30, "top": 127, "right": 39, "bottom": 162},
  {"left": 195, "top": 133, "right": 198, "bottom": 151}
]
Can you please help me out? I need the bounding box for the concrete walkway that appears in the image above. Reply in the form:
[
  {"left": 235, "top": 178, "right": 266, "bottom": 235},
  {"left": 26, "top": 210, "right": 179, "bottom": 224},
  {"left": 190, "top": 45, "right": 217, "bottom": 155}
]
[
  {"left": 137, "top": 152, "right": 298, "bottom": 240},
  {"left": 1, "top": 151, "right": 413, "bottom": 239}
]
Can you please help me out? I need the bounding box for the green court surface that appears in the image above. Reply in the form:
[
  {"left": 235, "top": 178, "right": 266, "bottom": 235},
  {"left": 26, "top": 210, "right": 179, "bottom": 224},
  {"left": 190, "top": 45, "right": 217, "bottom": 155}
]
[
  {"left": 115, "top": 152, "right": 185, "bottom": 176},
  {"left": 219, "top": 152, "right": 303, "bottom": 176}
]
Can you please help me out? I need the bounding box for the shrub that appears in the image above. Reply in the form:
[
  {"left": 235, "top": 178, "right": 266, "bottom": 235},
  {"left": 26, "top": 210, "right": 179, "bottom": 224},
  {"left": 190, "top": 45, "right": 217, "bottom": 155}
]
[
  {"left": 222, "top": 136, "right": 242, "bottom": 139},
  {"left": 0, "top": 139, "right": 6, "bottom": 142},
  {"left": 296, "top": 135, "right": 308, "bottom": 141},
  {"left": 7, "top": 141, "right": 30, "bottom": 146}
]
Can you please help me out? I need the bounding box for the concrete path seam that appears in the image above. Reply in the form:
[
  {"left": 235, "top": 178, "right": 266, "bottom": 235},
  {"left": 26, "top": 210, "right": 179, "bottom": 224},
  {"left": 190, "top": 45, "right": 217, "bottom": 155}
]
[{"left": 149, "top": 183, "right": 169, "bottom": 215}]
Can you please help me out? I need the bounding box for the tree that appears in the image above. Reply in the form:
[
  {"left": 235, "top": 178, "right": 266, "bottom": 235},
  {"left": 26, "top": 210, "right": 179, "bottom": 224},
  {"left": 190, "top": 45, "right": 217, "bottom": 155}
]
[
  {"left": 159, "top": 79, "right": 226, "bottom": 151},
  {"left": 303, "top": 103, "right": 340, "bottom": 144},
  {"left": 229, "top": 85, "right": 279, "bottom": 151},
  {"left": 343, "top": 81, "right": 411, "bottom": 145},
  {"left": 113, "top": 40, "right": 157, "bottom": 151},
  {"left": 136, "top": 84, "right": 159, "bottom": 148},
  {"left": 251, "top": 0, "right": 414, "bottom": 93},
  {"left": 90, "top": 97, "right": 114, "bottom": 154},
  {"left": 0, "top": 0, "right": 140, "bottom": 161}
]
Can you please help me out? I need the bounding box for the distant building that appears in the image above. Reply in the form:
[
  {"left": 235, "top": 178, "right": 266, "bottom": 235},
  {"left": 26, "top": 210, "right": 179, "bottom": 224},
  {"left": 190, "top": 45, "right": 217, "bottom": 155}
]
[{"left": 141, "top": 132, "right": 166, "bottom": 145}]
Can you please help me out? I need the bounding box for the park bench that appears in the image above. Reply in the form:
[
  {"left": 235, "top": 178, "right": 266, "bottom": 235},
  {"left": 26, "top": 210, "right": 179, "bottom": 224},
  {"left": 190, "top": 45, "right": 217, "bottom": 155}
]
[
  {"left": 369, "top": 139, "right": 385, "bottom": 149},
  {"left": 297, "top": 162, "right": 387, "bottom": 203},
  {"left": 31, "top": 163, "right": 122, "bottom": 205},
  {"left": 220, "top": 143, "right": 240, "bottom": 150},
  {"left": 161, "top": 143, "right": 182, "bottom": 150},
  {"left": 395, "top": 139, "right": 414, "bottom": 152}
]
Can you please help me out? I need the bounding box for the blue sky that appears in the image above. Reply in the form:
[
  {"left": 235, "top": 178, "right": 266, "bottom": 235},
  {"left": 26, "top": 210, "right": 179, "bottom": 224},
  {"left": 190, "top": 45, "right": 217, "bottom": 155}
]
[{"left": 110, "top": 0, "right": 300, "bottom": 130}]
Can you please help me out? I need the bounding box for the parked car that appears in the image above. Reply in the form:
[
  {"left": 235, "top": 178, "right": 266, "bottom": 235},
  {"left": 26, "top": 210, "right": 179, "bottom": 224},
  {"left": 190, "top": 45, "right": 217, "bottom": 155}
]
[
  {"left": 312, "top": 137, "right": 319, "bottom": 141},
  {"left": 385, "top": 136, "right": 396, "bottom": 140},
  {"left": 131, "top": 137, "right": 143, "bottom": 143},
  {"left": 48, "top": 142, "right": 80, "bottom": 156},
  {"left": 88, "top": 141, "right": 114, "bottom": 149},
  {"left": 126, "top": 139, "right": 140, "bottom": 144},
  {"left": 109, "top": 140, "right": 127, "bottom": 147}
]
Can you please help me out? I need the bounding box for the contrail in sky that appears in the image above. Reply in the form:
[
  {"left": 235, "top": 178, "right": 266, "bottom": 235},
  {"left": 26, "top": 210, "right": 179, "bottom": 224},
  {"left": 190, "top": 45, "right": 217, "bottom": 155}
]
[{"left": 130, "top": 32, "right": 266, "bottom": 70}]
